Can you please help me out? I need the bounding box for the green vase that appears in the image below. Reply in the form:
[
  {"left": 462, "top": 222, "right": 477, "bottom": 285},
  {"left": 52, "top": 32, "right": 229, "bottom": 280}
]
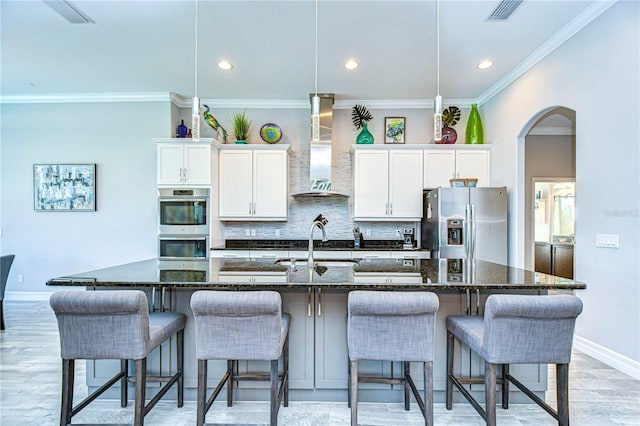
[
  {"left": 465, "top": 103, "right": 484, "bottom": 144},
  {"left": 356, "top": 123, "right": 374, "bottom": 144}
]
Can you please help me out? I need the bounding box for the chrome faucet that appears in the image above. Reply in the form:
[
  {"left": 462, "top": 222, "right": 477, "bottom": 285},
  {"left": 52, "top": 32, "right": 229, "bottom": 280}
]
[{"left": 308, "top": 214, "right": 329, "bottom": 268}]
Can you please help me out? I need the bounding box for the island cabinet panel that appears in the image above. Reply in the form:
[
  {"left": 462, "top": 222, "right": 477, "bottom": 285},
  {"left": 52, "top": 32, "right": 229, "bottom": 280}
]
[
  {"left": 157, "top": 141, "right": 212, "bottom": 186},
  {"left": 218, "top": 147, "right": 289, "bottom": 221},
  {"left": 353, "top": 148, "right": 423, "bottom": 221},
  {"left": 423, "top": 147, "right": 490, "bottom": 189}
]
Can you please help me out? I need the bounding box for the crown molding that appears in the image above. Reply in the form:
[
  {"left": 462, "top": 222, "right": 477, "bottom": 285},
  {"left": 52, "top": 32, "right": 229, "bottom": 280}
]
[
  {"left": 476, "top": 0, "right": 617, "bottom": 107},
  {"left": 0, "top": 92, "right": 172, "bottom": 104},
  {"left": 172, "top": 95, "right": 309, "bottom": 109},
  {"left": 333, "top": 99, "right": 475, "bottom": 110}
]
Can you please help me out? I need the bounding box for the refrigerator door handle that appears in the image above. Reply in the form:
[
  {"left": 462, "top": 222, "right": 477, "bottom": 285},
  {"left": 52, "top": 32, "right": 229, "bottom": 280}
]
[
  {"left": 470, "top": 204, "right": 476, "bottom": 259},
  {"left": 465, "top": 204, "right": 471, "bottom": 259}
]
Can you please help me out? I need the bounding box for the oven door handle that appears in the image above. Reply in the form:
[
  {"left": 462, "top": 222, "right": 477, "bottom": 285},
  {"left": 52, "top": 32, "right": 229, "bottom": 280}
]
[{"left": 159, "top": 197, "right": 209, "bottom": 203}]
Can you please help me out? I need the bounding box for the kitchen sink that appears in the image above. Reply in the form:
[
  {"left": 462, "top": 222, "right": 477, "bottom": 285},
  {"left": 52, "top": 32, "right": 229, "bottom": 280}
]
[{"left": 275, "top": 258, "right": 360, "bottom": 267}]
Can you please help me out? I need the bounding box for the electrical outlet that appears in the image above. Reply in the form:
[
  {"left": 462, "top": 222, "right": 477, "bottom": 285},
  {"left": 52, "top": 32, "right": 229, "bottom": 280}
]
[
  {"left": 275, "top": 229, "right": 280, "bottom": 237},
  {"left": 245, "top": 229, "right": 250, "bottom": 237},
  {"left": 366, "top": 229, "right": 371, "bottom": 237},
  {"left": 18, "top": 274, "right": 24, "bottom": 283},
  {"left": 395, "top": 229, "right": 401, "bottom": 237},
  {"left": 251, "top": 229, "right": 257, "bottom": 237}
]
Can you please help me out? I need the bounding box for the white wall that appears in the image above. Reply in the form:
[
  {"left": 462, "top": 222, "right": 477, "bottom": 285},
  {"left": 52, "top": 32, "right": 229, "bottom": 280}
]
[
  {"left": 481, "top": 2, "right": 639, "bottom": 363},
  {"left": 1, "top": 101, "right": 169, "bottom": 292}
]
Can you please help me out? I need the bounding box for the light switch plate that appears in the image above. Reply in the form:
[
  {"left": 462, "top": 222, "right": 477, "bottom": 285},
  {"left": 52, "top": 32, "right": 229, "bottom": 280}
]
[{"left": 595, "top": 234, "right": 619, "bottom": 248}]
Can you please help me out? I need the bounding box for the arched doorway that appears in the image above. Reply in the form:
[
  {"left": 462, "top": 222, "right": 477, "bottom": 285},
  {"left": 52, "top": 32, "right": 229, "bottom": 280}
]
[{"left": 516, "top": 107, "right": 576, "bottom": 271}]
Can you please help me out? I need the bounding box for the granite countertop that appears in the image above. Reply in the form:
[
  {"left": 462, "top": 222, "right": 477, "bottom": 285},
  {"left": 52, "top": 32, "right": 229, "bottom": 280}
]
[
  {"left": 47, "top": 258, "right": 586, "bottom": 291},
  {"left": 213, "top": 239, "right": 424, "bottom": 251}
]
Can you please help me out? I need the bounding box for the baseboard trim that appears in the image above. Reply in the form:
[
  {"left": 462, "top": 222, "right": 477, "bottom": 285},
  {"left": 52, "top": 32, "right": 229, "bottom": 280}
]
[{"left": 574, "top": 335, "right": 640, "bottom": 380}]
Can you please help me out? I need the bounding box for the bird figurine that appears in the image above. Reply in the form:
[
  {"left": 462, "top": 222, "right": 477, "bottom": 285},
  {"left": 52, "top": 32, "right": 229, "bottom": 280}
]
[{"left": 203, "top": 104, "right": 228, "bottom": 143}]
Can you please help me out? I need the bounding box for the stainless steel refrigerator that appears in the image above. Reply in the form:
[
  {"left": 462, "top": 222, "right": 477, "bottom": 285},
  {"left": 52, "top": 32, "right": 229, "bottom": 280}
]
[{"left": 421, "top": 187, "right": 507, "bottom": 264}]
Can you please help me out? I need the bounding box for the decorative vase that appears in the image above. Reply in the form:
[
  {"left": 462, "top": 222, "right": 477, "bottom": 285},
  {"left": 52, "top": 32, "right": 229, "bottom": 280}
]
[
  {"left": 440, "top": 126, "right": 457, "bottom": 144},
  {"left": 465, "top": 103, "right": 484, "bottom": 144},
  {"left": 356, "top": 123, "right": 374, "bottom": 144},
  {"left": 235, "top": 140, "right": 246, "bottom": 144},
  {"left": 176, "top": 120, "right": 188, "bottom": 138}
]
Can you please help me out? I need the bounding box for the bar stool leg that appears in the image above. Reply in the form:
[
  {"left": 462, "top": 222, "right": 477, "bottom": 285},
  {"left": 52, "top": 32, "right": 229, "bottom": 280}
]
[
  {"left": 196, "top": 359, "right": 207, "bottom": 426},
  {"left": 120, "top": 360, "right": 128, "bottom": 408},
  {"left": 425, "top": 361, "right": 433, "bottom": 426},
  {"left": 557, "top": 363, "right": 570, "bottom": 426},
  {"left": 270, "top": 359, "right": 278, "bottom": 426},
  {"left": 347, "top": 360, "right": 351, "bottom": 408},
  {"left": 485, "top": 361, "right": 497, "bottom": 426},
  {"left": 60, "top": 359, "right": 74, "bottom": 426},
  {"left": 501, "top": 364, "right": 509, "bottom": 409},
  {"left": 227, "top": 360, "right": 234, "bottom": 407},
  {"left": 350, "top": 360, "right": 358, "bottom": 426},
  {"left": 134, "top": 358, "right": 147, "bottom": 426},
  {"left": 284, "top": 334, "right": 289, "bottom": 407},
  {"left": 177, "top": 330, "right": 184, "bottom": 407},
  {"left": 404, "top": 361, "right": 411, "bottom": 411},
  {"left": 446, "top": 331, "right": 454, "bottom": 410}
]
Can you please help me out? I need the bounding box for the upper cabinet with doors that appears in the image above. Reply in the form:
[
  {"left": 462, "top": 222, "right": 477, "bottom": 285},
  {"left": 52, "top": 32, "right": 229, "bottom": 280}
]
[
  {"left": 218, "top": 144, "right": 290, "bottom": 221},
  {"left": 352, "top": 145, "right": 423, "bottom": 221},
  {"left": 423, "top": 145, "right": 490, "bottom": 189},
  {"left": 156, "top": 138, "right": 217, "bottom": 186}
]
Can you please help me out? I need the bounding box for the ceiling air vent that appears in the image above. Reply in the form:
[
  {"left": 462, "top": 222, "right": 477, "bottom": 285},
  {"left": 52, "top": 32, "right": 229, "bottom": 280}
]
[
  {"left": 43, "top": 0, "right": 94, "bottom": 24},
  {"left": 487, "top": 0, "right": 523, "bottom": 21}
]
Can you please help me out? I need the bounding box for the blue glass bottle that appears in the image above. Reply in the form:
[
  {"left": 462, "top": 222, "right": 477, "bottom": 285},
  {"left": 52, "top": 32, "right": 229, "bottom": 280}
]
[{"left": 177, "top": 120, "right": 188, "bottom": 138}]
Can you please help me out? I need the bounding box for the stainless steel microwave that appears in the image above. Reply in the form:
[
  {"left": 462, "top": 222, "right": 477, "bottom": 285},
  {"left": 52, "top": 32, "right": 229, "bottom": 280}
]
[
  {"left": 158, "top": 235, "right": 208, "bottom": 260},
  {"left": 158, "top": 188, "right": 209, "bottom": 235}
]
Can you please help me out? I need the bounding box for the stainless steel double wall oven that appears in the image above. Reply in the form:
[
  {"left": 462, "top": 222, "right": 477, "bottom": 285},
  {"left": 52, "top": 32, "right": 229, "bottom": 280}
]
[{"left": 158, "top": 188, "right": 209, "bottom": 259}]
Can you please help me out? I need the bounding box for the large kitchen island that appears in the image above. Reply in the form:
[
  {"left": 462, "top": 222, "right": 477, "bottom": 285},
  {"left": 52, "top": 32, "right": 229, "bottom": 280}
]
[{"left": 47, "top": 257, "right": 586, "bottom": 404}]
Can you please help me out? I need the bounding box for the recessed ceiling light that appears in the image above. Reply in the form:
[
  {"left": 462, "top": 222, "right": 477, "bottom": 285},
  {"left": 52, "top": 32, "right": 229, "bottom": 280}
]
[
  {"left": 345, "top": 59, "right": 359, "bottom": 70},
  {"left": 477, "top": 60, "right": 494, "bottom": 69},
  {"left": 218, "top": 61, "right": 233, "bottom": 70}
]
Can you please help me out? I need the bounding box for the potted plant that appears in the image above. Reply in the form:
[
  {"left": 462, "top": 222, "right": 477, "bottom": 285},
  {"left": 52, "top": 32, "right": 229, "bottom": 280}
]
[
  {"left": 440, "top": 105, "right": 460, "bottom": 144},
  {"left": 231, "top": 109, "right": 251, "bottom": 144},
  {"left": 352, "top": 104, "right": 374, "bottom": 144}
]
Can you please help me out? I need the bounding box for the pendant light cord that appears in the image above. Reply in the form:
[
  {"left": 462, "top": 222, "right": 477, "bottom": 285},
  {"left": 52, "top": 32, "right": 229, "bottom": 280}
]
[
  {"left": 314, "top": 0, "right": 318, "bottom": 97},
  {"left": 436, "top": 0, "right": 440, "bottom": 98},
  {"left": 194, "top": 0, "right": 199, "bottom": 97}
]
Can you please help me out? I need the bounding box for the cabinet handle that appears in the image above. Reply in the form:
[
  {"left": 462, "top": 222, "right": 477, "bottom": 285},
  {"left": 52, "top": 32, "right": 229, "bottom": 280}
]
[
  {"left": 389, "top": 203, "right": 393, "bottom": 215},
  {"left": 316, "top": 287, "right": 322, "bottom": 317},
  {"left": 249, "top": 203, "right": 252, "bottom": 215},
  {"left": 385, "top": 202, "right": 389, "bottom": 215},
  {"left": 253, "top": 202, "right": 256, "bottom": 215},
  {"left": 307, "top": 287, "right": 312, "bottom": 317}
]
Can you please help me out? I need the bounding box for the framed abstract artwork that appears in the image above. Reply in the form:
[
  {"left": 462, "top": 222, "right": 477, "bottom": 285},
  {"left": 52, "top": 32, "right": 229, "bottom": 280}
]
[
  {"left": 384, "top": 117, "right": 406, "bottom": 144},
  {"left": 33, "top": 163, "right": 96, "bottom": 211}
]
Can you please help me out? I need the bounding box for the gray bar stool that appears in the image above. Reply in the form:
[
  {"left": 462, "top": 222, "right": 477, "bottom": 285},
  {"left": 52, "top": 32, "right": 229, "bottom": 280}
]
[
  {"left": 190, "top": 290, "right": 290, "bottom": 426},
  {"left": 446, "top": 294, "right": 583, "bottom": 426},
  {"left": 347, "top": 290, "right": 439, "bottom": 426},
  {"left": 50, "top": 290, "right": 186, "bottom": 426}
]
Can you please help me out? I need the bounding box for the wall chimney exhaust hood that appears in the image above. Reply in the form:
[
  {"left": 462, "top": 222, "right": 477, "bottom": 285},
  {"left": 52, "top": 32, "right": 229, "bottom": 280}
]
[{"left": 291, "top": 94, "right": 350, "bottom": 198}]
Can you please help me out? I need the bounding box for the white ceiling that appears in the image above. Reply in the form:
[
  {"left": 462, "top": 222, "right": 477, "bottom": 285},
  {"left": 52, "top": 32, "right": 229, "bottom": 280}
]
[{"left": 1, "top": 0, "right": 605, "bottom": 103}]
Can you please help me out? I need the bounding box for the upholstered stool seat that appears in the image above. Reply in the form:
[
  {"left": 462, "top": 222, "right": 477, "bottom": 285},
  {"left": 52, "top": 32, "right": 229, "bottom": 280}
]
[
  {"left": 446, "top": 294, "right": 583, "bottom": 426},
  {"left": 50, "top": 290, "right": 185, "bottom": 426},
  {"left": 190, "top": 290, "right": 290, "bottom": 426},
  {"left": 347, "top": 290, "right": 439, "bottom": 426}
]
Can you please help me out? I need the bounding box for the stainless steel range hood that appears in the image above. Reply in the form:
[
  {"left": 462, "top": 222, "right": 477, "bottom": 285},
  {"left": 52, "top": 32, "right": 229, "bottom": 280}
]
[{"left": 291, "top": 94, "right": 350, "bottom": 198}]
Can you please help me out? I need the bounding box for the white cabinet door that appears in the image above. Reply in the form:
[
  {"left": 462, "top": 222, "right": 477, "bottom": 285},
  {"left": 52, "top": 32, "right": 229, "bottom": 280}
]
[
  {"left": 157, "top": 143, "right": 185, "bottom": 185},
  {"left": 253, "top": 150, "right": 288, "bottom": 219},
  {"left": 219, "top": 150, "right": 253, "bottom": 217},
  {"left": 157, "top": 142, "right": 212, "bottom": 185},
  {"left": 423, "top": 150, "right": 456, "bottom": 189},
  {"left": 388, "top": 150, "right": 423, "bottom": 219},
  {"left": 183, "top": 144, "right": 212, "bottom": 185},
  {"left": 455, "top": 150, "right": 490, "bottom": 187},
  {"left": 353, "top": 150, "right": 389, "bottom": 218}
]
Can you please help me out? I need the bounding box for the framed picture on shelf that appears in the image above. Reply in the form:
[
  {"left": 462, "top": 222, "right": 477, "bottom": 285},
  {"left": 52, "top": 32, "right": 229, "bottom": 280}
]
[
  {"left": 384, "top": 117, "right": 406, "bottom": 144},
  {"left": 33, "top": 163, "right": 96, "bottom": 211}
]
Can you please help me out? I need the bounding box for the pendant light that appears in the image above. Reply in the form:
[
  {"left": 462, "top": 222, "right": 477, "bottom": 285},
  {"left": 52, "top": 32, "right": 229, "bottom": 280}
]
[
  {"left": 310, "top": 0, "right": 320, "bottom": 143},
  {"left": 433, "top": 0, "right": 443, "bottom": 142},
  {"left": 191, "top": 0, "right": 200, "bottom": 141}
]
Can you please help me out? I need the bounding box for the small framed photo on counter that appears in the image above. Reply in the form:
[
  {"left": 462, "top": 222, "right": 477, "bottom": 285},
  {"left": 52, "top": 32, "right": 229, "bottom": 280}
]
[
  {"left": 384, "top": 117, "right": 406, "bottom": 144},
  {"left": 33, "top": 163, "right": 96, "bottom": 211}
]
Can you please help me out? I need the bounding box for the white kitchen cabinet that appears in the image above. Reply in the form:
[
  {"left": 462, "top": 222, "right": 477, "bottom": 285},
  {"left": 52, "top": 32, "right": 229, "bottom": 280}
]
[
  {"left": 423, "top": 146, "right": 490, "bottom": 189},
  {"left": 218, "top": 145, "right": 289, "bottom": 221},
  {"left": 353, "top": 147, "right": 423, "bottom": 220},
  {"left": 156, "top": 140, "right": 213, "bottom": 186}
]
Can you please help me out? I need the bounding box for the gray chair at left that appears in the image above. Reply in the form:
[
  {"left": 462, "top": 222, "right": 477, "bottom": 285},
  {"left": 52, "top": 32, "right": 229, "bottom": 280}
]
[
  {"left": 1, "top": 254, "right": 16, "bottom": 331},
  {"left": 50, "top": 290, "right": 186, "bottom": 426}
]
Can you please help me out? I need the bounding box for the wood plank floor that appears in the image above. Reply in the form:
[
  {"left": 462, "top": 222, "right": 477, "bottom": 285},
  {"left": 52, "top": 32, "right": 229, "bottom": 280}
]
[{"left": 1, "top": 300, "right": 638, "bottom": 425}]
